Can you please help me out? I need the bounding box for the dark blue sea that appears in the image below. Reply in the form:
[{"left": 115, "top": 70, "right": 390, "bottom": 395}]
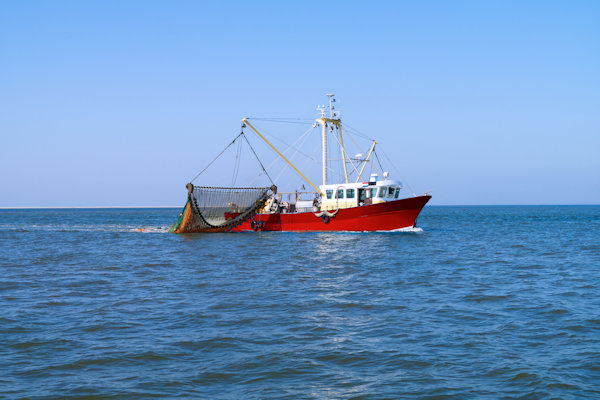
[{"left": 1, "top": 206, "right": 599, "bottom": 399}]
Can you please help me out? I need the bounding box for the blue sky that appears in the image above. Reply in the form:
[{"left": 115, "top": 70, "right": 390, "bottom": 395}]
[{"left": 1, "top": 0, "right": 598, "bottom": 206}]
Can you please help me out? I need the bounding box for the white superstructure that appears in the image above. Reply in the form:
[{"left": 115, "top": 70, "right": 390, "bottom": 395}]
[{"left": 320, "top": 173, "right": 403, "bottom": 211}]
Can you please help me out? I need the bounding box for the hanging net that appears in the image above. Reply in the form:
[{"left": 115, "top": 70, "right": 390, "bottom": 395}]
[{"left": 169, "top": 183, "right": 275, "bottom": 233}]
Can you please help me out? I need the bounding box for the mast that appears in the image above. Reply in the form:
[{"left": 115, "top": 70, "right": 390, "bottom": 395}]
[
  {"left": 320, "top": 103, "right": 328, "bottom": 185},
  {"left": 317, "top": 94, "right": 348, "bottom": 185}
]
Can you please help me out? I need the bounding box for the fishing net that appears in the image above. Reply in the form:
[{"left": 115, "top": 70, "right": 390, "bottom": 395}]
[{"left": 169, "top": 183, "right": 275, "bottom": 233}]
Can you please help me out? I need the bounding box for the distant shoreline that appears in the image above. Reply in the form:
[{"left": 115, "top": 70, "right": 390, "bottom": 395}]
[
  {"left": 1, "top": 204, "right": 598, "bottom": 209},
  {"left": 0, "top": 206, "right": 181, "bottom": 209}
]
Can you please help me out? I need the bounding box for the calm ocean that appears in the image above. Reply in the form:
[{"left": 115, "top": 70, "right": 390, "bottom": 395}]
[{"left": 1, "top": 206, "right": 599, "bottom": 399}]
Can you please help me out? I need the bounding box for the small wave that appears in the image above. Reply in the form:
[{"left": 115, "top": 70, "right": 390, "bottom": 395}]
[
  {"left": 131, "top": 226, "right": 169, "bottom": 233},
  {"left": 380, "top": 226, "right": 424, "bottom": 233},
  {"left": 0, "top": 223, "right": 169, "bottom": 233},
  {"left": 547, "top": 308, "right": 569, "bottom": 315},
  {"left": 464, "top": 294, "right": 509, "bottom": 302},
  {"left": 265, "top": 227, "right": 425, "bottom": 234},
  {"left": 509, "top": 371, "right": 541, "bottom": 383}
]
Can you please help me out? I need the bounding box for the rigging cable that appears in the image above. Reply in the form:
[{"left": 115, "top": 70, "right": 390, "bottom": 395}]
[
  {"left": 341, "top": 122, "right": 375, "bottom": 141},
  {"left": 190, "top": 132, "right": 244, "bottom": 183},
  {"left": 231, "top": 137, "right": 243, "bottom": 186},
  {"left": 329, "top": 126, "right": 362, "bottom": 181},
  {"left": 247, "top": 117, "right": 314, "bottom": 124},
  {"left": 274, "top": 124, "right": 315, "bottom": 182},
  {"left": 341, "top": 126, "right": 376, "bottom": 181},
  {"left": 342, "top": 126, "right": 370, "bottom": 161},
  {"left": 373, "top": 151, "right": 385, "bottom": 175},
  {"left": 245, "top": 120, "right": 316, "bottom": 161},
  {"left": 241, "top": 131, "right": 274, "bottom": 185},
  {"left": 343, "top": 124, "right": 416, "bottom": 193},
  {"left": 379, "top": 148, "right": 417, "bottom": 195},
  {"left": 247, "top": 124, "right": 317, "bottom": 185}
]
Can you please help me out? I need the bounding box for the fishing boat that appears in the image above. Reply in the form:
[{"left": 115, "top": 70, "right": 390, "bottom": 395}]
[{"left": 169, "top": 95, "right": 431, "bottom": 233}]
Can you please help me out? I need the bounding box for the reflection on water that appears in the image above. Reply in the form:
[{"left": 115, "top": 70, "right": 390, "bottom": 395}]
[{"left": 0, "top": 206, "right": 599, "bottom": 398}]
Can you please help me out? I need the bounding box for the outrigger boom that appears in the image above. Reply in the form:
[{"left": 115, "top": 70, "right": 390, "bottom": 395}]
[{"left": 242, "top": 118, "right": 324, "bottom": 196}]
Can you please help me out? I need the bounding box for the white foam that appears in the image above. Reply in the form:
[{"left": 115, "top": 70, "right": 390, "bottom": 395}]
[
  {"left": 380, "top": 226, "right": 424, "bottom": 233},
  {"left": 275, "top": 226, "right": 425, "bottom": 234},
  {"left": 0, "top": 224, "right": 170, "bottom": 233},
  {"left": 132, "top": 227, "right": 169, "bottom": 233}
]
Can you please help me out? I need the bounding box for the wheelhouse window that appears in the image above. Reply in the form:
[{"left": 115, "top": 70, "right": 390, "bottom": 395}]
[
  {"left": 387, "top": 187, "right": 395, "bottom": 198},
  {"left": 346, "top": 189, "right": 355, "bottom": 199},
  {"left": 326, "top": 190, "right": 333, "bottom": 199},
  {"left": 335, "top": 189, "right": 344, "bottom": 199},
  {"left": 378, "top": 187, "right": 387, "bottom": 197},
  {"left": 394, "top": 188, "right": 400, "bottom": 198}
]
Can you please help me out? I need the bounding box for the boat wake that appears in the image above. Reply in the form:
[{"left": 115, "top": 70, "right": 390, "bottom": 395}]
[
  {"left": 132, "top": 226, "right": 169, "bottom": 233},
  {"left": 0, "top": 224, "right": 169, "bottom": 233},
  {"left": 384, "top": 226, "right": 424, "bottom": 233}
]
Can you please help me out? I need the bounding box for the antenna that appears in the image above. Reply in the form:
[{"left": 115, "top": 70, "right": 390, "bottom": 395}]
[
  {"left": 326, "top": 93, "right": 335, "bottom": 119},
  {"left": 317, "top": 104, "right": 326, "bottom": 117}
]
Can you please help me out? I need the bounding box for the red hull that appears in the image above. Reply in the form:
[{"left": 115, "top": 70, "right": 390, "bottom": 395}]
[{"left": 230, "top": 195, "right": 431, "bottom": 232}]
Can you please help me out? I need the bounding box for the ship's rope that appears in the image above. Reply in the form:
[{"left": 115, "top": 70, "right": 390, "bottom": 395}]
[
  {"left": 341, "top": 122, "right": 375, "bottom": 141},
  {"left": 245, "top": 121, "right": 316, "bottom": 161},
  {"left": 246, "top": 117, "right": 314, "bottom": 125},
  {"left": 231, "top": 138, "right": 243, "bottom": 186},
  {"left": 373, "top": 151, "right": 385, "bottom": 174},
  {"left": 188, "top": 126, "right": 276, "bottom": 187},
  {"left": 328, "top": 125, "right": 362, "bottom": 182},
  {"left": 342, "top": 128, "right": 378, "bottom": 178},
  {"left": 247, "top": 124, "right": 317, "bottom": 185},
  {"left": 273, "top": 125, "right": 315, "bottom": 182},
  {"left": 244, "top": 119, "right": 369, "bottom": 186},
  {"left": 241, "top": 132, "right": 274, "bottom": 185},
  {"left": 238, "top": 117, "right": 407, "bottom": 191},
  {"left": 342, "top": 126, "right": 370, "bottom": 161},
  {"left": 190, "top": 132, "right": 243, "bottom": 183},
  {"left": 340, "top": 125, "right": 411, "bottom": 187},
  {"left": 379, "top": 148, "right": 417, "bottom": 195}
]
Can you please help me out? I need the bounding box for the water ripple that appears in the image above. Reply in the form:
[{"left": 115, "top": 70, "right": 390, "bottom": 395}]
[{"left": 0, "top": 206, "right": 599, "bottom": 399}]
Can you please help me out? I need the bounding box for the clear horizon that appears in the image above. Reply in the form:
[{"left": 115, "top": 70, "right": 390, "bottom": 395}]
[
  {"left": 2, "top": 204, "right": 599, "bottom": 210},
  {"left": 1, "top": 1, "right": 599, "bottom": 207}
]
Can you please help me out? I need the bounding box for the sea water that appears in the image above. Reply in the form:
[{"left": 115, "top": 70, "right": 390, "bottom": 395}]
[{"left": 1, "top": 206, "right": 599, "bottom": 399}]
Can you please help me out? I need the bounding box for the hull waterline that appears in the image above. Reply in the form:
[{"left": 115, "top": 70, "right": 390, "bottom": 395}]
[{"left": 230, "top": 195, "right": 431, "bottom": 232}]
